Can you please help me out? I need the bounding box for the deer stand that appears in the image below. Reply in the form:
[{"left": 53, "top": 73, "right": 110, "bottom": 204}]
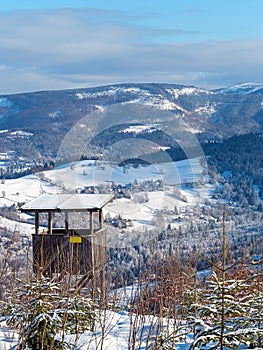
[{"left": 21, "top": 193, "right": 113, "bottom": 304}]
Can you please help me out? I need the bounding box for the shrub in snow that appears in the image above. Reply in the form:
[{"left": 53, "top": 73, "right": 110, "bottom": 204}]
[
  {"left": 157, "top": 213, "right": 263, "bottom": 349},
  {"left": 0, "top": 277, "right": 96, "bottom": 350},
  {"left": 187, "top": 269, "right": 263, "bottom": 349}
]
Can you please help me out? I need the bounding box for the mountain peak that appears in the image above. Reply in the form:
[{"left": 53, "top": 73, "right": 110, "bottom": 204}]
[{"left": 215, "top": 82, "right": 263, "bottom": 94}]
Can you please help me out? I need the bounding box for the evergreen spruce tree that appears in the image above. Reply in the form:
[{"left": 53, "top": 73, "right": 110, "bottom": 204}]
[
  {"left": 0, "top": 276, "right": 96, "bottom": 350},
  {"left": 188, "top": 213, "right": 263, "bottom": 349},
  {"left": 156, "top": 212, "right": 263, "bottom": 349}
]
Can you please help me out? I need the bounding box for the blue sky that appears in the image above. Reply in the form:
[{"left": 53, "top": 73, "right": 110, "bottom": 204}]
[{"left": 0, "top": 0, "right": 263, "bottom": 93}]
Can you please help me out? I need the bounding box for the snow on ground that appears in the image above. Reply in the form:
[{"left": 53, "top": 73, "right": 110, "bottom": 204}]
[
  {"left": 69, "top": 310, "right": 193, "bottom": 350},
  {"left": 0, "top": 321, "right": 18, "bottom": 350},
  {"left": 0, "top": 174, "right": 61, "bottom": 205},
  {"left": 0, "top": 280, "right": 248, "bottom": 350},
  {"left": 217, "top": 82, "right": 263, "bottom": 94},
  {"left": 105, "top": 186, "right": 208, "bottom": 229},
  {"left": 75, "top": 86, "right": 187, "bottom": 112},
  {"left": 0, "top": 310, "right": 192, "bottom": 350},
  {"left": 0, "top": 216, "right": 36, "bottom": 235},
  {"left": 0, "top": 174, "right": 63, "bottom": 234},
  {"left": 43, "top": 157, "right": 210, "bottom": 232},
  {"left": 0, "top": 158, "right": 211, "bottom": 235},
  {"left": 120, "top": 124, "right": 157, "bottom": 134},
  {"left": 166, "top": 87, "right": 212, "bottom": 99},
  {"left": 47, "top": 157, "right": 205, "bottom": 188}
]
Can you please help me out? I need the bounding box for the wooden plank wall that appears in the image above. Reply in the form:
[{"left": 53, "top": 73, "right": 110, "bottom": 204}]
[{"left": 32, "top": 229, "right": 107, "bottom": 276}]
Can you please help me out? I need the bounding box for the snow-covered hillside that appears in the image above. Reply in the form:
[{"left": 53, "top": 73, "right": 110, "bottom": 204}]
[
  {"left": 1, "top": 82, "right": 263, "bottom": 168},
  {"left": 166, "top": 86, "right": 213, "bottom": 99},
  {"left": 0, "top": 158, "right": 211, "bottom": 235},
  {"left": 215, "top": 82, "right": 263, "bottom": 94},
  {"left": 0, "top": 174, "right": 63, "bottom": 234},
  {"left": 77, "top": 85, "right": 188, "bottom": 112},
  {"left": 50, "top": 158, "right": 204, "bottom": 187}
]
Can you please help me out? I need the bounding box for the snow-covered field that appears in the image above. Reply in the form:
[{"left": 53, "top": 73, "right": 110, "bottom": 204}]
[
  {"left": 0, "top": 158, "right": 211, "bottom": 235},
  {"left": 0, "top": 174, "right": 63, "bottom": 234},
  {"left": 44, "top": 157, "right": 211, "bottom": 234},
  {"left": 0, "top": 173, "right": 61, "bottom": 206},
  {"left": 51, "top": 157, "right": 205, "bottom": 187}
]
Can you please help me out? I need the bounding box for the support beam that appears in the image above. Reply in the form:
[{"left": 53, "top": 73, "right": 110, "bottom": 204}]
[
  {"left": 35, "top": 211, "right": 39, "bottom": 235},
  {"left": 99, "top": 268, "right": 105, "bottom": 307},
  {"left": 99, "top": 209, "right": 103, "bottom": 229},
  {"left": 65, "top": 211, "right": 69, "bottom": 235},
  {"left": 90, "top": 211, "right": 93, "bottom": 235},
  {"left": 48, "top": 211, "right": 53, "bottom": 234}
]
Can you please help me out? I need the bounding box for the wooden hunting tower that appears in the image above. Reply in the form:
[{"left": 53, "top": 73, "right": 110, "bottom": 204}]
[{"left": 20, "top": 193, "right": 113, "bottom": 278}]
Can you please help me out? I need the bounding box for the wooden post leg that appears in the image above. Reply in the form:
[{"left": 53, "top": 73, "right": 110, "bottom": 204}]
[
  {"left": 100, "top": 268, "right": 105, "bottom": 307},
  {"left": 90, "top": 211, "right": 93, "bottom": 235},
  {"left": 92, "top": 272, "right": 96, "bottom": 302},
  {"left": 65, "top": 211, "right": 69, "bottom": 235},
  {"left": 35, "top": 211, "right": 39, "bottom": 235},
  {"left": 48, "top": 211, "right": 53, "bottom": 234},
  {"left": 99, "top": 209, "right": 103, "bottom": 229}
]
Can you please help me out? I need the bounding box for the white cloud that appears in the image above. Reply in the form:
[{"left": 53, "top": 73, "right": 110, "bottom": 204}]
[{"left": 0, "top": 8, "right": 262, "bottom": 93}]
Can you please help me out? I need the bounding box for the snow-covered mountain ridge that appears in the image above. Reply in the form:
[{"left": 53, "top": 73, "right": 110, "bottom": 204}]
[
  {"left": 214, "top": 82, "right": 263, "bottom": 94},
  {"left": 0, "top": 82, "right": 263, "bottom": 165}
]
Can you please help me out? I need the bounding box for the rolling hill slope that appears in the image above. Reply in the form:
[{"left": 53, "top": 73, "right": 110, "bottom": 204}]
[{"left": 0, "top": 82, "right": 263, "bottom": 167}]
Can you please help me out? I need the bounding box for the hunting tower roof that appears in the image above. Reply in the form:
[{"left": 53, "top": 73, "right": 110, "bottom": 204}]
[{"left": 20, "top": 193, "right": 114, "bottom": 212}]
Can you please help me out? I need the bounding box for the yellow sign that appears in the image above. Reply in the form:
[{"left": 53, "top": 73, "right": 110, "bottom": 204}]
[{"left": 70, "top": 236, "right": 82, "bottom": 244}]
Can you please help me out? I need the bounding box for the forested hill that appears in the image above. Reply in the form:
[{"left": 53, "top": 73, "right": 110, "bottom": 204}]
[
  {"left": 1, "top": 82, "right": 263, "bottom": 165},
  {"left": 207, "top": 133, "right": 263, "bottom": 207}
]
